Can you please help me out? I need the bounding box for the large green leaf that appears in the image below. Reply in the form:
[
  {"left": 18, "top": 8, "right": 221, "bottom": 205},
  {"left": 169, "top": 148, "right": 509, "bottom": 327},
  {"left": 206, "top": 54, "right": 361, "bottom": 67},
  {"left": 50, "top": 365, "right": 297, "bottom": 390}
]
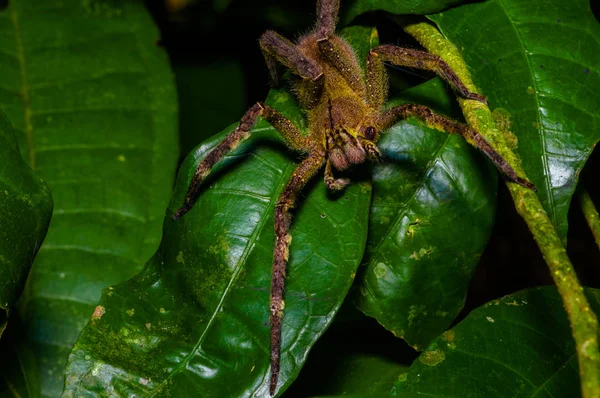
[
  {"left": 0, "top": 1, "right": 178, "bottom": 395},
  {"left": 63, "top": 87, "right": 372, "bottom": 397},
  {"left": 354, "top": 77, "right": 497, "bottom": 350},
  {"left": 343, "top": 0, "right": 469, "bottom": 23},
  {"left": 427, "top": 0, "right": 600, "bottom": 239},
  {"left": 0, "top": 110, "right": 52, "bottom": 336},
  {"left": 392, "top": 286, "right": 599, "bottom": 397}
]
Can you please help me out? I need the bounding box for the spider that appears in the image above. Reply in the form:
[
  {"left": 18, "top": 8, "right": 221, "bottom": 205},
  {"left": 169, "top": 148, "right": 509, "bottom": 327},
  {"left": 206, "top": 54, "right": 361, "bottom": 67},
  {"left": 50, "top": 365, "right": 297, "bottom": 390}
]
[{"left": 172, "top": 0, "right": 535, "bottom": 394}]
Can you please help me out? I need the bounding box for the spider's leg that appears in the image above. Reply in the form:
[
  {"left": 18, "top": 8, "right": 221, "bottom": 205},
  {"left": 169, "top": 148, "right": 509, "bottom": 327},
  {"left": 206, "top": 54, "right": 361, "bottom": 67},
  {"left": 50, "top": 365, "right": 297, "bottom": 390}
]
[
  {"left": 260, "top": 30, "right": 323, "bottom": 81},
  {"left": 370, "top": 45, "right": 487, "bottom": 104},
  {"left": 377, "top": 104, "right": 535, "bottom": 190},
  {"left": 270, "top": 152, "right": 325, "bottom": 395},
  {"left": 172, "top": 103, "right": 310, "bottom": 220},
  {"left": 324, "top": 159, "right": 350, "bottom": 191},
  {"left": 359, "top": 138, "right": 382, "bottom": 162},
  {"left": 365, "top": 50, "right": 389, "bottom": 111},
  {"left": 315, "top": 0, "right": 340, "bottom": 38},
  {"left": 316, "top": 37, "right": 365, "bottom": 94}
]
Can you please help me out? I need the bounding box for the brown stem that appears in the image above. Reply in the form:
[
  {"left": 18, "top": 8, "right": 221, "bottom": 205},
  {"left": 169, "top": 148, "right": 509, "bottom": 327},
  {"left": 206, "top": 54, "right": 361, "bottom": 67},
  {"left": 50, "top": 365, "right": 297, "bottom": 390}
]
[{"left": 404, "top": 20, "right": 600, "bottom": 398}]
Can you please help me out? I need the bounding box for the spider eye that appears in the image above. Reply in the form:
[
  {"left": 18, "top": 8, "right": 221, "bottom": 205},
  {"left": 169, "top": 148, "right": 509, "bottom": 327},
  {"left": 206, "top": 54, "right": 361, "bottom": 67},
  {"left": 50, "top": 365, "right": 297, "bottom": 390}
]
[{"left": 364, "top": 126, "right": 376, "bottom": 140}]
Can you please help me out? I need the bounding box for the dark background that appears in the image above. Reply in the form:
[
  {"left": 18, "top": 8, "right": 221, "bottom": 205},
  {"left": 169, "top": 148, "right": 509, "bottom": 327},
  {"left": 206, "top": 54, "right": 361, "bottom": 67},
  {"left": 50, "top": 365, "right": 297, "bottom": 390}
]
[{"left": 144, "top": 1, "right": 600, "bottom": 395}]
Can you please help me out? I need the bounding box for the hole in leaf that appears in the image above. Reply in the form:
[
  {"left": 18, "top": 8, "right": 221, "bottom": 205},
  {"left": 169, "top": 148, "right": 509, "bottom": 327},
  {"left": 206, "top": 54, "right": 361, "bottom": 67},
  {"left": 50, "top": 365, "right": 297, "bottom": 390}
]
[{"left": 0, "top": 0, "right": 8, "bottom": 10}]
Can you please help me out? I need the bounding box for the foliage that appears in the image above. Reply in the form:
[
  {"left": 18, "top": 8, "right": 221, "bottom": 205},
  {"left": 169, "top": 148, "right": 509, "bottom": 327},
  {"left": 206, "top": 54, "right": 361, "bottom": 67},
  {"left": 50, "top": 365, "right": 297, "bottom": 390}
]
[{"left": 0, "top": 0, "right": 598, "bottom": 397}]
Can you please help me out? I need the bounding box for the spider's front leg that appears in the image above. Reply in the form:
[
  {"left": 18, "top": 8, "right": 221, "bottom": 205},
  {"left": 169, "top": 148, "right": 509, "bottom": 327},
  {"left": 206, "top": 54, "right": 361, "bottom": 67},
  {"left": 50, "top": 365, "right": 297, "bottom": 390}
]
[
  {"left": 270, "top": 152, "right": 325, "bottom": 395},
  {"left": 172, "top": 103, "right": 310, "bottom": 219},
  {"left": 367, "top": 45, "right": 487, "bottom": 107},
  {"left": 377, "top": 104, "right": 536, "bottom": 190},
  {"left": 260, "top": 31, "right": 323, "bottom": 108}
]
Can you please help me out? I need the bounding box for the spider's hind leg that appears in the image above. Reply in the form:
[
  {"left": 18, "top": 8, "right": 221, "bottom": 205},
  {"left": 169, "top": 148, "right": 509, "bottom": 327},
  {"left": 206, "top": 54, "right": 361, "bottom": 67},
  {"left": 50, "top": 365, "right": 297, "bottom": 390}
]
[
  {"left": 173, "top": 103, "right": 310, "bottom": 220},
  {"left": 376, "top": 104, "right": 535, "bottom": 190},
  {"left": 270, "top": 153, "right": 325, "bottom": 395}
]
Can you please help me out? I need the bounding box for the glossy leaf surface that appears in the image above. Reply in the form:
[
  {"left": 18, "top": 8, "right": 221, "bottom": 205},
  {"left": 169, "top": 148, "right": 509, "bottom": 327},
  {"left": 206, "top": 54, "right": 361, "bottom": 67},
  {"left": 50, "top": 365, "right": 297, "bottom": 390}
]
[
  {"left": 392, "top": 286, "right": 599, "bottom": 397},
  {"left": 0, "top": 1, "right": 178, "bottom": 395},
  {"left": 0, "top": 110, "right": 52, "bottom": 336},
  {"left": 428, "top": 0, "right": 600, "bottom": 239},
  {"left": 343, "top": 0, "right": 469, "bottom": 22},
  {"left": 63, "top": 88, "right": 372, "bottom": 397},
  {"left": 354, "top": 78, "right": 497, "bottom": 350}
]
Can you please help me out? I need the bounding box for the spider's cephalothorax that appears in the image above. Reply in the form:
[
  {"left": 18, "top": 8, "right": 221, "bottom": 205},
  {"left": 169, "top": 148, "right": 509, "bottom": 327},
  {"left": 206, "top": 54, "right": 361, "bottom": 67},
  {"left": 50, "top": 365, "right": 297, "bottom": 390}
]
[{"left": 173, "top": 0, "right": 535, "bottom": 394}]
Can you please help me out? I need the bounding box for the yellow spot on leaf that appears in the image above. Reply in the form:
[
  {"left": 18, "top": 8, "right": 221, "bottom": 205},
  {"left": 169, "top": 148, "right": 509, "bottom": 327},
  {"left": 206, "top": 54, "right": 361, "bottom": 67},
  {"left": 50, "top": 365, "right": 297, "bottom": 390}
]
[
  {"left": 419, "top": 349, "right": 445, "bottom": 366},
  {"left": 410, "top": 246, "right": 434, "bottom": 260},
  {"left": 91, "top": 305, "right": 105, "bottom": 321}
]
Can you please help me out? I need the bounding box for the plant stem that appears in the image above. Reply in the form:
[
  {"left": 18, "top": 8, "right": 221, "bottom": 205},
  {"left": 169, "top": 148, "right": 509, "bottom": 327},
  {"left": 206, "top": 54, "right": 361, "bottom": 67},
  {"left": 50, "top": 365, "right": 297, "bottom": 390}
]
[
  {"left": 580, "top": 189, "right": 600, "bottom": 250},
  {"left": 404, "top": 20, "right": 600, "bottom": 398}
]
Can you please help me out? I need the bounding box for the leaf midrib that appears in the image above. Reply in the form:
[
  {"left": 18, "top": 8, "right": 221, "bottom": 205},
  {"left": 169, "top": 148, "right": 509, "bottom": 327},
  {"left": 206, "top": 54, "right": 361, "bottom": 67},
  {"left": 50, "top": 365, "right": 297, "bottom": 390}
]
[
  {"left": 491, "top": 0, "right": 556, "bottom": 228},
  {"left": 363, "top": 129, "right": 453, "bottom": 329},
  {"left": 147, "top": 127, "right": 290, "bottom": 397},
  {"left": 8, "top": 6, "right": 35, "bottom": 169}
]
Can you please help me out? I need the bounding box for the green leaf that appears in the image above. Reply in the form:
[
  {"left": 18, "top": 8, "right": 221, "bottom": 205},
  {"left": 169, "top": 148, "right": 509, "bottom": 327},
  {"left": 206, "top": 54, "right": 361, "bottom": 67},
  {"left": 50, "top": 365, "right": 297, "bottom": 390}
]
[
  {"left": 343, "top": 0, "right": 469, "bottom": 23},
  {"left": 354, "top": 77, "right": 497, "bottom": 349},
  {"left": 0, "top": 110, "right": 52, "bottom": 336},
  {"left": 428, "top": 0, "right": 600, "bottom": 240},
  {"left": 0, "top": 1, "right": 179, "bottom": 395},
  {"left": 63, "top": 88, "right": 372, "bottom": 397},
  {"left": 0, "top": 314, "right": 41, "bottom": 398},
  {"left": 392, "top": 286, "right": 599, "bottom": 397}
]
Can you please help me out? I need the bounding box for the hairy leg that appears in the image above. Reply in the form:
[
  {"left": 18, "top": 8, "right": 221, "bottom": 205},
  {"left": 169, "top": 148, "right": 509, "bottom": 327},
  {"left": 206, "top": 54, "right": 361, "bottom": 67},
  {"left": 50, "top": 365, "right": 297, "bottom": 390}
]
[
  {"left": 260, "top": 31, "right": 323, "bottom": 83},
  {"left": 324, "top": 159, "right": 350, "bottom": 191},
  {"left": 368, "top": 45, "right": 487, "bottom": 104},
  {"left": 260, "top": 31, "right": 323, "bottom": 108},
  {"left": 315, "top": 0, "right": 340, "bottom": 38},
  {"left": 377, "top": 104, "right": 535, "bottom": 190},
  {"left": 359, "top": 138, "right": 381, "bottom": 162},
  {"left": 365, "top": 51, "right": 389, "bottom": 110},
  {"left": 172, "top": 103, "right": 310, "bottom": 220},
  {"left": 270, "top": 153, "right": 325, "bottom": 395},
  {"left": 317, "top": 37, "right": 366, "bottom": 95}
]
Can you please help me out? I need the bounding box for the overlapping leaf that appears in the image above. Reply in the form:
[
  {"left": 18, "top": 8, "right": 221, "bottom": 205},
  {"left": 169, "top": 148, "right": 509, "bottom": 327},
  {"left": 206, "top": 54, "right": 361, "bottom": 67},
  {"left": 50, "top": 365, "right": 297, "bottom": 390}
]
[
  {"left": 427, "top": 0, "right": 600, "bottom": 239},
  {"left": 0, "top": 110, "right": 52, "bottom": 337},
  {"left": 392, "top": 286, "right": 599, "bottom": 397},
  {"left": 0, "top": 1, "right": 178, "bottom": 395},
  {"left": 343, "top": 0, "right": 470, "bottom": 23},
  {"left": 63, "top": 87, "right": 371, "bottom": 397},
  {"left": 354, "top": 78, "right": 497, "bottom": 350}
]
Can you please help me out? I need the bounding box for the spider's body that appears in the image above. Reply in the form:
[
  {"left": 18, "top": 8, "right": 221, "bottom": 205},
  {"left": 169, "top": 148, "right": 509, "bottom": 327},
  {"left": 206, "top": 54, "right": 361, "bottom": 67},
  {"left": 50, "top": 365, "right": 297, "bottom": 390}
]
[{"left": 173, "top": 0, "right": 534, "bottom": 395}]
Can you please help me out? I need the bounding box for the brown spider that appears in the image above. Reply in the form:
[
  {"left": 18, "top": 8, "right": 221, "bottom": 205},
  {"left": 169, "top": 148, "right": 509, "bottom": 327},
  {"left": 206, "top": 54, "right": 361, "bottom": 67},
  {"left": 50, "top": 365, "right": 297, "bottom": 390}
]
[{"left": 173, "top": 0, "right": 534, "bottom": 394}]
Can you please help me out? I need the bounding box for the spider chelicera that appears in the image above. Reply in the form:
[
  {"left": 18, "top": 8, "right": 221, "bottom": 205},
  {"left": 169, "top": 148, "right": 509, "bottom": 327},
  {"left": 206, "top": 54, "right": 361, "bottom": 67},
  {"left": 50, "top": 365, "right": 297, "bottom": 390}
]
[{"left": 172, "top": 0, "right": 535, "bottom": 394}]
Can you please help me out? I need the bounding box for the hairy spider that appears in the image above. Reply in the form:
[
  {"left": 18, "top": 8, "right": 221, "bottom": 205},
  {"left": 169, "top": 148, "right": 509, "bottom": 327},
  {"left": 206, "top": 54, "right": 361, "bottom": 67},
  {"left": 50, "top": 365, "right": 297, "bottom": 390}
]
[{"left": 173, "top": 0, "right": 535, "bottom": 394}]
